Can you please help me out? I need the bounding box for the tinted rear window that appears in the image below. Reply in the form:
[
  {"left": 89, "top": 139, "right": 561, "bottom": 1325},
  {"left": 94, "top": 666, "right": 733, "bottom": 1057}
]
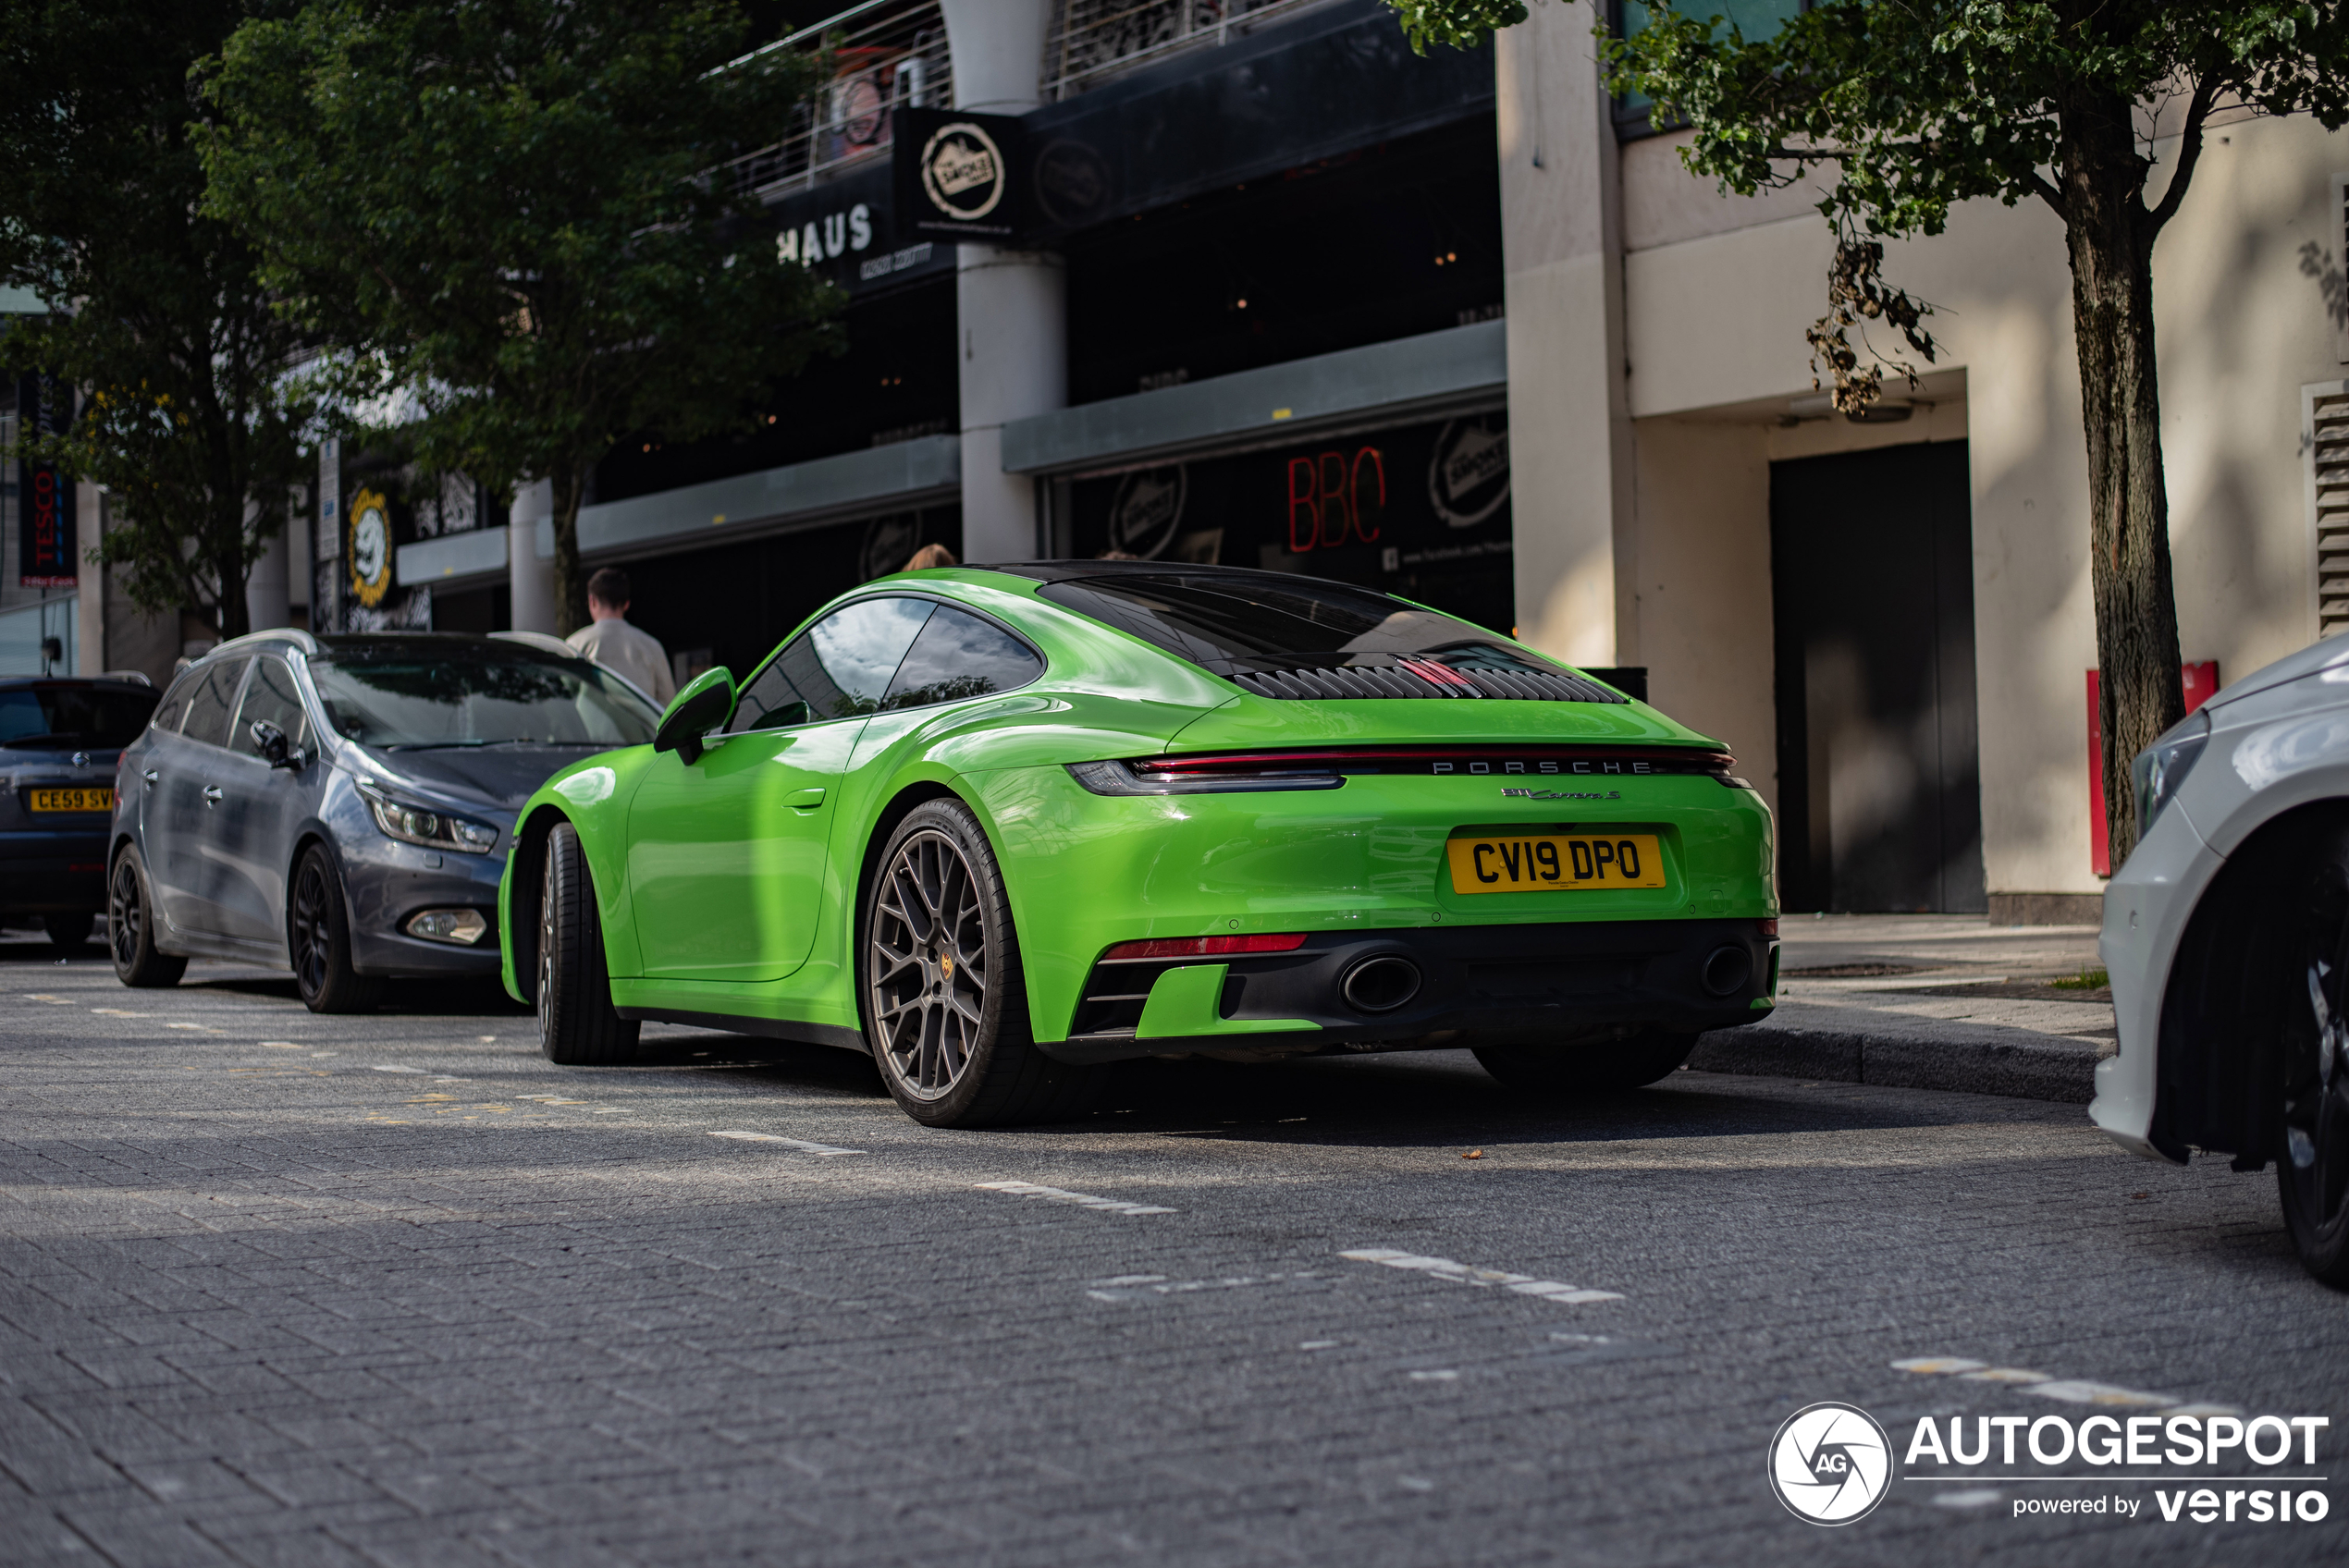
[
  {"left": 1037, "top": 572, "right": 1550, "bottom": 677},
  {"left": 0, "top": 683, "right": 160, "bottom": 749},
  {"left": 882, "top": 606, "right": 1041, "bottom": 710}
]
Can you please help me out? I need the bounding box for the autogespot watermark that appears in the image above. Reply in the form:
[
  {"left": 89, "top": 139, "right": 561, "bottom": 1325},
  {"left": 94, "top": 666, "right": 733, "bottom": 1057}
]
[{"left": 1770, "top": 1406, "right": 2333, "bottom": 1525}]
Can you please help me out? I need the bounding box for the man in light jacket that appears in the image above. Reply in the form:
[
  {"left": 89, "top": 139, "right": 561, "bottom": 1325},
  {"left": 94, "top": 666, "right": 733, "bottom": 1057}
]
[{"left": 566, "top": 567, "right": 677, "bottom": 707}]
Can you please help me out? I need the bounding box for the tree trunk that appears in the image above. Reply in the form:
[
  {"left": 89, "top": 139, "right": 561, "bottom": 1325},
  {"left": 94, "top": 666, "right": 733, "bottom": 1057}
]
[
  {"left": 548, "top": 465, "right": 587, "bottom": 637},
  {"left": 2060, "top": 83, "right": 2184, "bottom": 871}
]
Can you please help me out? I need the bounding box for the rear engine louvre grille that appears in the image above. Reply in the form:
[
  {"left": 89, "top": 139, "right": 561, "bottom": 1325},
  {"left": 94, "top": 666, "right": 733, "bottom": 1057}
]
[{"left": 1230, "top": 659, "right": 1626, "bottom": 704}]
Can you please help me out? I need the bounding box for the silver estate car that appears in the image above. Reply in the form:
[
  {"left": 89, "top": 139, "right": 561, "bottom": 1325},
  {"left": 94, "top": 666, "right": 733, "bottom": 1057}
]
[{"left": 106, "top": 630, "right": 660, "bottom": 1011}]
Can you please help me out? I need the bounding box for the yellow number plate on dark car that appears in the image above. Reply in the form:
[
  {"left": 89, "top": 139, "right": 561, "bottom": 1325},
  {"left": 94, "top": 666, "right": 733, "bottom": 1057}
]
[
  {"left": 1445, "top": 833, "right": 1666, "bottom": 894},
  {"left": 27, "top": 787, "right": 113, "bottom": 814}
]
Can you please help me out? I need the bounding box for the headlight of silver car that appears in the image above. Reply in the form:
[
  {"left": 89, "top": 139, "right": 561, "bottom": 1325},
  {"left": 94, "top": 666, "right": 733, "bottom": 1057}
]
[
  {"left": 359, "top": 781, "right": 499, "bottom": 854},
  {"left": 2131, "top": 708, "right": 2209, "bottom": 841}
]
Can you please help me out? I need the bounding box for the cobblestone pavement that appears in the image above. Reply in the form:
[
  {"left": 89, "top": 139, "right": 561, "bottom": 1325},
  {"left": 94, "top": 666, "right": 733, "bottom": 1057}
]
[{"left": 1, "top": 937, "right": 2343, "bottom": 1567}]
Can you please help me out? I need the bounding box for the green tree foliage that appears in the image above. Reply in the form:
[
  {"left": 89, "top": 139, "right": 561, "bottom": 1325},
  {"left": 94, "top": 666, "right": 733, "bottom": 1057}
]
[
  {"left": 198, "top": 0, "right": 842, "bottom": 634},
  {"left": 1385, "top": 0, "right": 2349, "bottom": 864},
  {"left": 0, "top": 0, "right": 314, "bottom": 643}
]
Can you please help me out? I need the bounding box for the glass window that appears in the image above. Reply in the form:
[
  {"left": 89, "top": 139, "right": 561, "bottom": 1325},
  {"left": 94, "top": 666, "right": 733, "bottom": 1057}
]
[
  {"left": 178, "top": 657, "right": 252, "bottom": 750},
  {"left": 0, "top": 681, "right": 162, "bottom": 750},
  {"left": 149, "top": 673, "right": 196, "bottom": 737},
  {"left": 882, "top": 606, "right": 1041, "bottom": 710},
  {"left": 726, "top": 596, "right": 935, "bottom": 732},
  {"left": 306, "top": 640, "right": 660, "bottom": 749},
  {"left": 229, "top": 657, "right": 313, "bottom": 760},
  {"left": 1039, "top": 573, "right": 1556, "bottom": 679}
]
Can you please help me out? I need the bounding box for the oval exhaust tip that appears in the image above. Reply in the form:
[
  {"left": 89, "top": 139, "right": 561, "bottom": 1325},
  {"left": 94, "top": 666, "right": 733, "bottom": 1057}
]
[
  {"left": 1342, "top": 955, "right": 1422, "bottom": 1013},
  {"left": 1701, "top": 945, "right": 1753, "bottom": 997}
]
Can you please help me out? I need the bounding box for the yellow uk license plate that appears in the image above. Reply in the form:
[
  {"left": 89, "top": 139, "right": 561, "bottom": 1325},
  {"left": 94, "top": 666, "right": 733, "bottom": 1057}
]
[
  {"left": 28, "top": 787, "right": 113, "bottom": 814},
  {"left": 1445, "top": 833, "right": 1666, "bottom": 894}
]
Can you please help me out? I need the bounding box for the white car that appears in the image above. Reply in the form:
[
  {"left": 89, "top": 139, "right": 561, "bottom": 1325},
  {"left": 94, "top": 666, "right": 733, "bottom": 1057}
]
[{"left": 2097, "top": 634, "right": 2349, "bottom": 1285}]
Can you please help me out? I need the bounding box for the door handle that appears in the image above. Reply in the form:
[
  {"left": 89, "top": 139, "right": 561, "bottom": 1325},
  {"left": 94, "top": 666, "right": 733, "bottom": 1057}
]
[
  {"left": 785, "top": 787, "right": 826, "bottom": 810},
  {"left": 141, "top": 769, "right": 159, "bottom": 784},
  {"left": 202, "top": 785, "right": 224, "bottom": 805}
]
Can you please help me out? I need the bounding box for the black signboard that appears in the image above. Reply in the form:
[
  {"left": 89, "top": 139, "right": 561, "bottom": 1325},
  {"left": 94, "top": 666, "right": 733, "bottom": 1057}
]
[
  {"left": 17, "top": 374, "right": 77, "bottom": 588},
  {"left": 892, "top": 107, "right": 1027, "bottom": 240},
  {"left": 769, "top": 159, "right": 953, "bottom": 301},
  {"left": 1063, "top": 411, "right": 1514, "bottom": 633}
]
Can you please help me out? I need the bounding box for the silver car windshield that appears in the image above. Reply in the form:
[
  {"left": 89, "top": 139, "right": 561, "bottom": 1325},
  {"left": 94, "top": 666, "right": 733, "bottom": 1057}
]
[{"left": 307, "top": 652, "right": 659, "bottom": 749}]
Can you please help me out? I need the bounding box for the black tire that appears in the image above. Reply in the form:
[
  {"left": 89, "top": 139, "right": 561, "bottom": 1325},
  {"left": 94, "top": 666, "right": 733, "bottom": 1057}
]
[
  {"left": 43, "top": 912, "right": 94, "bottom": 951},
  {"left": 860, "top": 799, "right": 1096, "bottom": 1127},
  {"left": 1474, "top": 1029, "right": 1698, "bottom": 1093},
  {"left": 107, "top": 847, "right": 185, "bottom": 988},
  {"left": 2280, "top": 827, "right": 2349, "bottom": 1287},
  {"left": 289, "top": 844, "right": 382, "bottom": 1014},
  {"left": 536, "top": 822, "right": 639, "bottom": 1065}
]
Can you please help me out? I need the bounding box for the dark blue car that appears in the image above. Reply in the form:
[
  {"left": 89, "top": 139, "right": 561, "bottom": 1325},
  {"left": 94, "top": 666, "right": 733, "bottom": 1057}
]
[
  {"left": 107, "top": 631, "right": 660, "bottom": 1010},
  {"left": 1, "top": 677, "right": 160, "bottom": 949}
]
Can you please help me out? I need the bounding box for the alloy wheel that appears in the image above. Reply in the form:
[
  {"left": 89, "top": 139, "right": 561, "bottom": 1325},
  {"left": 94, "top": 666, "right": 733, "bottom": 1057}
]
[
  {"left": 2291, "top": 952, "right": 2349, "bottom": 1238},
  {"left": 538, "top": 846, "right": 559, "bottom": 1042},
  {"left": 868, "top": 828, "right": 989, "bottom": 1099},
  {"left": 108, "top": 859, "right": 141, "bottom": 968},
  {"left": 290, "top": 857, "right": 332, "bottom": 998}
]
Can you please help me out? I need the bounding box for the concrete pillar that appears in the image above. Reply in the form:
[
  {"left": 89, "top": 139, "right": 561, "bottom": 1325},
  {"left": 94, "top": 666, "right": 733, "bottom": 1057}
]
[
  {"left": 509, "top": 481, "right": 559, "bottom": 634},
  {"left": 74, "top": 481, "right": 104, "bottom": 674},
  {"left": 1495, "top": 10, "right": 1635, "bottom": 667},
  {"left": 244, "top": 500, "right": 291, "bottom": 631},
  {"left": 941, "top": 0, "right": 1064, "bottom": 563}
]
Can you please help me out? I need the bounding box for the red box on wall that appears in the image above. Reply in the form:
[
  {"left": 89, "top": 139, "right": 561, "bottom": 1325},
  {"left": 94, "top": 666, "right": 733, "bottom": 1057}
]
[{"left": 2088, "top": 662, "right": 2220, "bottom": 876}]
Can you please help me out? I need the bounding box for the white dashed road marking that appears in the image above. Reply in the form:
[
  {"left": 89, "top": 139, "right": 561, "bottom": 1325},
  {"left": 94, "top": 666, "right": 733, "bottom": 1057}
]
[
  {"left": 1893, "top": 1356, "right": 2229, "bottom": 1414},
  {"left": 370, "top": 1065, "right": 426, "bottom": 1074},
  {"left": 976, "top": 1181, "right": 1174, "bottom": 1215},
  {"left": 1340, "top": 1248, "right": 1622, "bottom": 1303},
  {"left": 1085, "top": 1272, "right": 1315, "bottom": 1303},
  {"left": 708, "top": 1131, "right": 864, "bottom": 1156}
]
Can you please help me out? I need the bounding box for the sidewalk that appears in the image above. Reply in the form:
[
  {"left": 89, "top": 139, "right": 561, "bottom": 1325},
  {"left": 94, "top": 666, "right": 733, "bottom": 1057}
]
[{"left": 1690, "top": 913, "right": 2113, "bottom": 1103}]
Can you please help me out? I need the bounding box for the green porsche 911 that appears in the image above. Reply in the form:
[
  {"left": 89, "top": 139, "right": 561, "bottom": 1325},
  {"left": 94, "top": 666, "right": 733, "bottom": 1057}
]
[{"left": 499, "top": 562, "right": 1777, "bottom": 1126}]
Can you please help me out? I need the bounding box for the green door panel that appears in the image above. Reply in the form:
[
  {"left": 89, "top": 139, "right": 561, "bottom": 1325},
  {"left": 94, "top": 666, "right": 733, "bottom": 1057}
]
[{"left": 623, "top": 717, "right": 867, "bottom": 981}]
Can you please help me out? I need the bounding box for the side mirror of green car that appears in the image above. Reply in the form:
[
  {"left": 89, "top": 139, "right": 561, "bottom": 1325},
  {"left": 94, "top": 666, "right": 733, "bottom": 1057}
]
[{"left": 653, "top": 667, "right": 735, "bottom": 766}]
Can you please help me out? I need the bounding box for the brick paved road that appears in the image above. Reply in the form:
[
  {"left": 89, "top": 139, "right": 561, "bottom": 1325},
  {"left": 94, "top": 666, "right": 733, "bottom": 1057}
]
[{"left": 1, "top": 937, "right": 2343, "bottom": 1567}]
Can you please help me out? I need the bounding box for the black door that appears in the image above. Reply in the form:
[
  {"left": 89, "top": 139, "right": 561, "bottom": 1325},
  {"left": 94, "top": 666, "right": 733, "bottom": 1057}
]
[{"left": 1770, "top": 441, "right": 1984, "bottom": 913}]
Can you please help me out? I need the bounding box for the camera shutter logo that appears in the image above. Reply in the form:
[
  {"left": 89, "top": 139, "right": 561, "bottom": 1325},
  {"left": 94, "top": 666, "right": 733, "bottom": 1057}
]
[
  {"left": 348, "top": 487, "right": 394, "bottom": 607},
  {"left": 919, "top": 122, "right": 1005, "bottom": 222},
  {"left": 1767, "top": 1403, "right": 1893, "bottom": 1525}
]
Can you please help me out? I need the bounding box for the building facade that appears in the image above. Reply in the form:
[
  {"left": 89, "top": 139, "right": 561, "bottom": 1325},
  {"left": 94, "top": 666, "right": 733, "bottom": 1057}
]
[{"left": 288, "top": 0, "right": 2347, "bottom": 920}]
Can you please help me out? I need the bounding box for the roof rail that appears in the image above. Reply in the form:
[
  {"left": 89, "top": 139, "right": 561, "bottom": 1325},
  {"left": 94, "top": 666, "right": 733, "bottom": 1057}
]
[{"left": 213, "top": 628, "right": 321, "bottom": 656}]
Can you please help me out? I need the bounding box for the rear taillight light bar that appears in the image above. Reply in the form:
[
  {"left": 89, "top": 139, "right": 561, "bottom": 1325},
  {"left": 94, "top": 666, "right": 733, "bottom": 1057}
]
[
  {"left": 1068, "top": 745, "right": 1738, "bottom": 796},
  {"left": 1100, "top": 933, "right": 1311, "bottom": 962}
]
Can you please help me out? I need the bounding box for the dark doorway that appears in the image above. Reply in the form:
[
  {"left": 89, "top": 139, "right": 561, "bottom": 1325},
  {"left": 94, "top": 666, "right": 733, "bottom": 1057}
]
[{"left": 1770, "top": 441, "right": 1983, "bottom": 913}]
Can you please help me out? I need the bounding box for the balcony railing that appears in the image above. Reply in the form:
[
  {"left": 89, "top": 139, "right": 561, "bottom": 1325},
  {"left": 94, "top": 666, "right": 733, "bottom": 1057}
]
[
  {"left": 1040, "top": 0, "right": 1336, "bottom": 102},
  {"left": 719, "top": 0, "right": 953, "bottom": 199}
]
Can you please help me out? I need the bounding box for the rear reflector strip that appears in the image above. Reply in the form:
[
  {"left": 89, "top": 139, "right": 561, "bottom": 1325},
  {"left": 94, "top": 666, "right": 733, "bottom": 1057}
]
[{"left": 1100, "top": 933, "right": 1311, "bottom": 962}]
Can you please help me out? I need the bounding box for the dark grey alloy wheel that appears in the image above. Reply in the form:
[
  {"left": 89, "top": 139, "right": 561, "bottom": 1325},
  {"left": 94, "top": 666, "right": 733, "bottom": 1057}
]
[
  {"left": 2285, "top": 841, "right": 2349, "bottom": 1287},
  {"left": 107, "top": 847, "right": 185, "bottom": 988},
  {"left": 862, "top": 800, "right": 1096, "bottom": 1128},
  {"left": 870, "top": 825, "right": 990, "bottom": 1101},
  {"left": 535, "top": 822, "right": 639, "bottom": 1065},
  {"left": 289, "top": 845, "right": 381, "bottom": 1014}
]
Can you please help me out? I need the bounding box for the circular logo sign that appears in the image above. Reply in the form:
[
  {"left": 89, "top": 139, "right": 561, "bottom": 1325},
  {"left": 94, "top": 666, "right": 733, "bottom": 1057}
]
[
  {"left": 1767, "top": 1402, "right": 1892, "bottom": 1525},
  {"left": 919, "top": 121, "right": 1006, "bottom": 222},
  {"left": 348, "top": 487, "right": 393, "bottom": 607},
  {"left": 1107, "top": 466, "right": 1187, "bottom": 559},
  {"left": 1427, "top": 417, "right": 1511, "bottom": 530}
]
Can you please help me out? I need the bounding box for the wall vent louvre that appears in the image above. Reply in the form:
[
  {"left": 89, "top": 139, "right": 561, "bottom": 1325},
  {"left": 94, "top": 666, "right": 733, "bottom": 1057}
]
[{"left": 2313, "top": 385, "right": 2349, "bottom": 640}]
